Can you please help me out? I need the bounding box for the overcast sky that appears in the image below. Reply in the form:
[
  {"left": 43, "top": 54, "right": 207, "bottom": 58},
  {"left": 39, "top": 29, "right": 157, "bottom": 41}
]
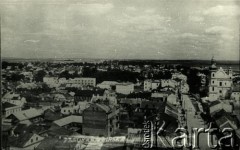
[{"left": 1, "top": 0, "right": 240, "bottom": 60}]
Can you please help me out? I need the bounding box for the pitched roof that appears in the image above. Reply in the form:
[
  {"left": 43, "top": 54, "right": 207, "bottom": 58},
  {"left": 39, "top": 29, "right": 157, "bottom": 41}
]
[
  {"left": 47, "top": 127, "right": 76, "bottom": 136},
  {"left": 209, "top": 100, "right": 221, "bottom": 107},
  {"left": 9, "top": 132, "right": 35, "bottom": 148},
  {"left": 53, "top": 115, "right": 82, "bottom": 127},
  {"left": 99, "top": 81, "right": 119, "bottom": 85},
  {"left": 10, "top": 108, "right": 43, "bottom": 121},
  {"left": 35, "top": 137, "right": 59, "bottom": 150},
  {"left": 96, "top": 103, "right": 111, "bottom": 113},
  {"left": 2, "top": 102, "right": 17, "bottom": 109},
  {"left": 44, "top": 109, "right": 62, "bottom": 121}
]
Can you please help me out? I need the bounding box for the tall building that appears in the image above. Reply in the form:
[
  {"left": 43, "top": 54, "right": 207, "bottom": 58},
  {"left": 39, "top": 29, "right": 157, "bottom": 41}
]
[{"left": 208, "top": 57, "right": 232, "bottom": 101}]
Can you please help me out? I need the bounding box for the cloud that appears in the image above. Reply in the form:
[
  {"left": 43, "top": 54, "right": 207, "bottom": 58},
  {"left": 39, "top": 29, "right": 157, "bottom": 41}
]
[
  {"left": 205, "top": 26, "right": 231, "bottom": 34},
  {"left": 126, "top": 6, "right": 137, "bottom": 11},
  {"left": 24, "top": 40, "right": 40, "bottom": 43},
  {"left": 179, "top": 33, "right": 199, "bottom": 38},
  {"left": 144, "top": 9, "right": 155, "bottom": 14},
  {"left": 203, "top": 5, "right": 240, "bottom": 17},
  {"left": 189, "top": 16, "right": 204, "bottom": 22},
  {"left": 67, "top": 3, "right": 114, "bottom": 16},
  {"left": 116, "top": 13, "right": 171, "bottom": 32}
]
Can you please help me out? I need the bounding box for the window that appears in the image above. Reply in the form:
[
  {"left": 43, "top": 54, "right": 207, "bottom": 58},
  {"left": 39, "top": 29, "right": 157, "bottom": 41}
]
[
  {"left": 110, "top": 127, "right": 112, "bottom": 132},
  {"left": 212, "top": 87, "right": 214, "bottom": 91},
  {"left": 212, "top": 73, "right": 215, "bottom": 77},
  {"left": 219, "top": 82, "right": 222, "bottom": 86},
  {"left": 219, "top": 90, "right": 222, "bottom": 93},
  {"left": 212, "top": 81, "right": 214, "bottom": 84},
  {"left": 36, "top": 137, "right": 38, "bottom": 141}
]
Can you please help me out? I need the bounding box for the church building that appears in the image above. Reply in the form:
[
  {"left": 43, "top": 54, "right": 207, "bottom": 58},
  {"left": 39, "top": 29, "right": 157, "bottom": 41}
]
[{"left": 208, "top": 57, "right": 233, "bottom": 101}]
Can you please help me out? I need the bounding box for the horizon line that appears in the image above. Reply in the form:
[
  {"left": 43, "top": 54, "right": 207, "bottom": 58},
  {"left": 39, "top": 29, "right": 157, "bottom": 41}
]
[{"left": 1, "top": 57, "right": 240, "bottom": 62}]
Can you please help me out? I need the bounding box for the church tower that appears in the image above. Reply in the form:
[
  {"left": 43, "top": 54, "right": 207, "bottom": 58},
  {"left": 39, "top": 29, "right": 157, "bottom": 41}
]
[{"left": 208, "top": 56, "right": 218, "bottom": 101}]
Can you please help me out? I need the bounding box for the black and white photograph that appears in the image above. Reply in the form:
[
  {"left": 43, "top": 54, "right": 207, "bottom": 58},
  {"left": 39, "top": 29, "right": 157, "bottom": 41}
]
[{"left": 1, "top": 0, "right": 240, "bottom": 149}]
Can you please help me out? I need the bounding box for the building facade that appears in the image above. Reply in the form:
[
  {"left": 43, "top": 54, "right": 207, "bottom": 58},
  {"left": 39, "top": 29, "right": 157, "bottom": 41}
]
[{"left": 208, "top": 58, "right": 232, "bottom": 101}]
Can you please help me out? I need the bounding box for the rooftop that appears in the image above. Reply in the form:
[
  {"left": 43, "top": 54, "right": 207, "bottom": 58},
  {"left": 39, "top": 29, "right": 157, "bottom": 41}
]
[
  {"left": 2, "top": 102, "right": 17, "bottom": 109},
  {"left": 54, "top": 115, "right": 83, "bottom": 127}
]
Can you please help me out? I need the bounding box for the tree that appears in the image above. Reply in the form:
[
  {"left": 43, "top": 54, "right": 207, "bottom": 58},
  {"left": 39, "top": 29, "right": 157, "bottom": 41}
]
[
  {"left": 6, "top": 73, "right": 24, "bottom": 82},
  {"left": 34, "top": 70, "right": 46, "bottom": 82}
]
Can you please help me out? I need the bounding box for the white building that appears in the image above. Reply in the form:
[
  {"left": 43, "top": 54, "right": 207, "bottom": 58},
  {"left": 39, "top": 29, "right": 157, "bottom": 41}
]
[
  {"left": 144, "top": 80, "right": 160, "bottom": 91},
  {"left": 116, "top": 83, "right": 134, "bottom": 95},
  {"left": 2, "top": 102, "right": 22, "bottom": 118},
  {"left": 161, "top": 79, "right": 178, "bottom": 88},
  {"left": 172, "top": 73, "right": 187, "bottom": 82},
  {"left": 68, "top": 77, "right": 96, "bottom": 87},
  {"left": 208, "top": 58, "right": 232, "bottom": 101}
]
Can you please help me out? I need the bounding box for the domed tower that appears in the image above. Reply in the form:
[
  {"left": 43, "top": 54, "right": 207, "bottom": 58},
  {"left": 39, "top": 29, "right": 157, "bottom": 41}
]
[
  {"left": 210, "top": 56, "right": 217, "bottom": 71},
  {"left": 227, "top": 67, "right": 233, "bottom": 79}
]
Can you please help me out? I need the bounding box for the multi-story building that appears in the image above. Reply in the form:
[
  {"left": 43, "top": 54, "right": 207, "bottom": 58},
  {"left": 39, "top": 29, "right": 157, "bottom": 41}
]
[
  {"left": 208, "top": 57, "right": 232, "bottom": 101},
  {"left": 68, "top": 78, "right": 96, "bottom": 87},
  {"left": 144, "top": 80, "right": 161, "bottom": 91},
  {"left": 82, "top": 103, "right": 119, "bottom": 137}
]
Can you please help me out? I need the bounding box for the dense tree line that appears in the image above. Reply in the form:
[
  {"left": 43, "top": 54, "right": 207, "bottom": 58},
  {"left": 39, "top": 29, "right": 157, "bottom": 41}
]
[
  {"left": 2, "top": 61, "right": 24, "bottom": 70},
  {"left": 59, "top": 70, "right": 81, "bottom": 79},
  {"left": 6, "top": 73, "right": 25, "bottom": 82},
  {"left": 34, "top": 70, "right": 47, "bottom": 82},
  {"left": 82, "top": 67, "right": 143, "bottom": 83}
]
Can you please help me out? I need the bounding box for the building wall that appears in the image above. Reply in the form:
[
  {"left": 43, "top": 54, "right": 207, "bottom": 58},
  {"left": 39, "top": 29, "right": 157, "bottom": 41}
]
[
  {"left": 144, "top": 80, "right": 160, "bottom": 91},
  {"left": 82, "top": 106, "right": 108, "bottom": 136},
  {"left": 5, "top": 106, "right": 22, "bottom": 117},
  {"left": 144, "top": 80, "right": 152, "bottom": 91},
  {"left": 24, "top": 134, "right": 44, "bottom": 148},
  {"left": 116, "top": 84, "right": 134, "bottom": 95},
  {"left": 161, "top": 79, "right": 177, "bottom": 88},
  {"left": 231, "top": 92, "right": 240, "bottom": 101},
  {"left": 68, "top": 78, "right": 96, "bottom": 87}
]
